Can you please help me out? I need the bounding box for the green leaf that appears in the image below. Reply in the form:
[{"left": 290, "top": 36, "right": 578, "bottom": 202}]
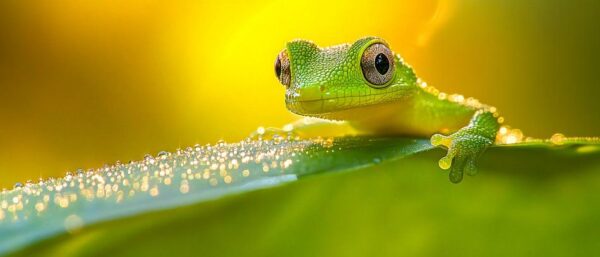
[
  {"left": 0, "top": 137, "right": 432, "bottom": 255},
  {"left": 3, "top": 137, "right": 600, "bottom": 257}
]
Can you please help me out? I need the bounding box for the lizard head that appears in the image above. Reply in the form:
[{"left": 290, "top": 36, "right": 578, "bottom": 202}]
[{"left": 275, "top": 36, "right": 417, "bottom": 120}]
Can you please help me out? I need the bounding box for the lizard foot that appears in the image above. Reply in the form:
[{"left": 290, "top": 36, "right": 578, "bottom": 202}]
[{"left": 430, "top": 129, "right": 492, "bottom": 183}]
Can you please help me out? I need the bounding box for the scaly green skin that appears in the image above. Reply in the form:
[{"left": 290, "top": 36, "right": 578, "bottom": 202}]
[{"left": 279, "top": 37, "right": 500, "bottom": 183}]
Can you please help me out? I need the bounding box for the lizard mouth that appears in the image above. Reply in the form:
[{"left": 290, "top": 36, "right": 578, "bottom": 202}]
[{"left": 285, "top": 91, "right": 400, "bottom": 116}]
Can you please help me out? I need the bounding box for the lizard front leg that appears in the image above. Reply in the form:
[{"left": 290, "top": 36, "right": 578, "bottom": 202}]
[{"left": 430, "top": 110, "right": 500, "bottom": 183}]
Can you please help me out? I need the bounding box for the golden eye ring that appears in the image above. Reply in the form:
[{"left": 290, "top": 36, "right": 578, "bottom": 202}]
[
  {"left": 360, "top": 43, "right": 394, "bottom": 87},
  {"left": 275, "top": 50, "right": 291, "bottom": 88}
]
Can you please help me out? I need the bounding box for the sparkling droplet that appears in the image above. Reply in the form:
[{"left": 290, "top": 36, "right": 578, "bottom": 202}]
[
  {"left": 65, "top": 172, "right": 73, "bottom": 182},
  {"left": 157, "top": 151, "right": 169, "bottom": 160},
  {"left": 64, "top": 214, "right": 84, "bottom": 233},
  {"left": 273, "top": 135, "right": 283, "bottom": 144},
  {"left": 551, "top": 133, "right": 566, "bottom": 145}
]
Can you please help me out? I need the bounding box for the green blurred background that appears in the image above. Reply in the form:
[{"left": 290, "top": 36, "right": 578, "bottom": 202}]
[{"left": 0, "top": 0, "right": 599, "bottom": 187}]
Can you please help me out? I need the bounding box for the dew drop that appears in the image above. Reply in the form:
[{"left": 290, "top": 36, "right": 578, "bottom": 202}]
[
  {"left": 64, "top": 214, "right": 84, "bottom": 234},
  {"left": 65, "top": 172, "right": 73, "bottom": 182},
  {"left": 157, "top": 151, "right": 169, "bottom": 160},
  {"left": 273, "top": 135, "right": 283, "bottom": 145},
  {"left": 282, "top": 124, "right": 294, "bottom": 132},
  {"left": 551, "top": 133, "right": 566, "bottom": 145},
  {"left": 144, "top": 154, "right": 156, "bottom": 165}
]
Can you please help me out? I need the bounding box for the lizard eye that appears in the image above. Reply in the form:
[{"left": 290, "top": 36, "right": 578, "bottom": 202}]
[
  {"left": 275, "top": 50, "right": 291, "bottom": 88},
  {"left": 360, "top": 43, "right": 395, "bottom": 87}
]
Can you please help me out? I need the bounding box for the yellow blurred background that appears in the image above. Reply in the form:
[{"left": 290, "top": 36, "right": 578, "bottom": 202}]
[{"left": 0, "top": 0, "right": 599, "bottom": 187}]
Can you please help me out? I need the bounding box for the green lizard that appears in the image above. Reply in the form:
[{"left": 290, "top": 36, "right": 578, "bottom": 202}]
[{"left": 271, "top": 36, "right": 596, "bottom": 183}]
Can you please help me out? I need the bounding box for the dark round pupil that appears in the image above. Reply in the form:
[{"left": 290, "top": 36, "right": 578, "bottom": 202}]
[
  {"left": 374, "top": 53, "right": 389, "bottom": 75},
  {"left": 275, "top": 58, "right": 282, "bottom": 78}
]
